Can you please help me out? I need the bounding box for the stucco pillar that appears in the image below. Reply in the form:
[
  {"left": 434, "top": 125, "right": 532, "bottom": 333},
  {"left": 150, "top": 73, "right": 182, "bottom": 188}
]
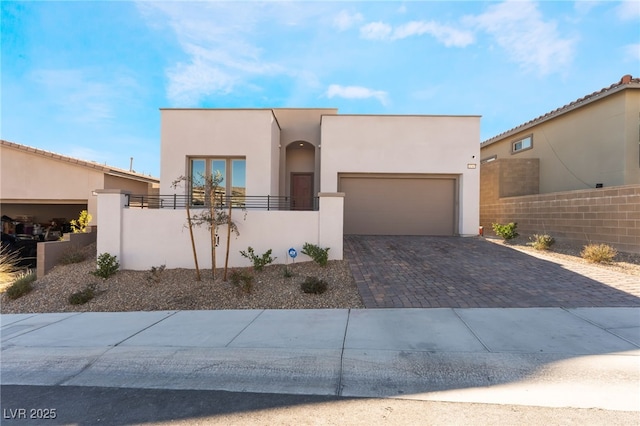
[
  {"left": 318, "top": 192, "right": 344, "bottom": 260},
  {"left": 95, "top": 189, "right": 129, "bottom": 263}
]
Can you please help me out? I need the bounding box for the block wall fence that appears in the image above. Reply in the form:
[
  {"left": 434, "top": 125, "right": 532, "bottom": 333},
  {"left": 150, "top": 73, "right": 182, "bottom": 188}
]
[{"left": 480, "top": 184, "right": 640, "bottom": 254}]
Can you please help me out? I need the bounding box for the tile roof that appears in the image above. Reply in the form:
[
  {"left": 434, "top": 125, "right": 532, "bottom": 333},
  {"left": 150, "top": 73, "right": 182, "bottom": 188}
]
[
  {"left": 481, "top": 74, "right": 640, "bottom": 146},
  {"left": 0, "top": 139, "right": 159, "bottom": 183}
]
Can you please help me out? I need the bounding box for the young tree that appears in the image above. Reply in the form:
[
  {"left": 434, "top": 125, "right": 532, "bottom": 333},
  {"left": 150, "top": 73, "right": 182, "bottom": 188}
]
[
  {"left": 172, "top": 176, "right": 201, "bottom": 281},
  {"left": 189, "top": 171, "right": 241, "bottom": 280}
]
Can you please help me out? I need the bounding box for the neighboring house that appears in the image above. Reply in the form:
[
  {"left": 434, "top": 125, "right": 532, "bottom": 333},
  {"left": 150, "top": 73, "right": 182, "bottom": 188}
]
[
  {"left": 99, "top": 108, "right": 480, "bottom": 270},
  {"left": 0, "top": 139, "right": 159, "bottom": 235},
  {"left": 479, "top": 75, "right": 640, "bottom": 253}
]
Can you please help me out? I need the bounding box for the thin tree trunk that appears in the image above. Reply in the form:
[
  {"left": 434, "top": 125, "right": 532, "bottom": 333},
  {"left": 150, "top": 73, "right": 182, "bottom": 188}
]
[
  {"left": 209, "top": 199, "right": 216, "bottom": 280},
  {"left": 223, "top": 198, "right": 233, "bottom": 281},
  {"left": 185, "top": 203, "right": 201, "bottom": 281}
]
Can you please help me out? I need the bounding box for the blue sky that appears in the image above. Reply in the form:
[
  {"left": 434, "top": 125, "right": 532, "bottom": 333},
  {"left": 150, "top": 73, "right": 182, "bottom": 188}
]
[{"left": 2, "top": 1, "right": 639, "bottom": 178}]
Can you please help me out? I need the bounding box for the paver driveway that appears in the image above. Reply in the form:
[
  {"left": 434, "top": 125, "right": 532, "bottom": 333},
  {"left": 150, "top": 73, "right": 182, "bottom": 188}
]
[{"left": 344, "top": 235, "right": 640, "bottom": 308}]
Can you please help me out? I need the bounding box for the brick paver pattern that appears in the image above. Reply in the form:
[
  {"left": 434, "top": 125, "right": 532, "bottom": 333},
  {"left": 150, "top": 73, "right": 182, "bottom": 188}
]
[{"left": 344, "top": 235, "right": 640, "bottom": 308}]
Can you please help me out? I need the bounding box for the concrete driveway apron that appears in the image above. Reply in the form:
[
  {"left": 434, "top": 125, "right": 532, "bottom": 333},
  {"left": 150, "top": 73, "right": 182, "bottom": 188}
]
[{"left": 344, "top": 235, "right": 640, "bottom": 309}]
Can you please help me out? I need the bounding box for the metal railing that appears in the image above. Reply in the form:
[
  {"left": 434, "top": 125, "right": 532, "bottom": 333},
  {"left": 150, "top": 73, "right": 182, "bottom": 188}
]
[{"left": 125, "top": 194, "right": 319, "bottom": 211}]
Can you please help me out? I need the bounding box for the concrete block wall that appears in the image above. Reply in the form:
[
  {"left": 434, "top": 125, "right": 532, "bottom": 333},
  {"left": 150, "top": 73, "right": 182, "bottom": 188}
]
[
  {"left": 480, "top": 158, "right": 539, "bottom": 203},
  {"left": 480, "top": 184, "right": 640, "bottom": 254},
  {"left": 37, "top": 231, "right": 97, "bottom": 278}
]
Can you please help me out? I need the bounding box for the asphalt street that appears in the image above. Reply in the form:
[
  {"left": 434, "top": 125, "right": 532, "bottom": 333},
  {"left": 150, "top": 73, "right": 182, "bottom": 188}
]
[{"left": 2, "top": 385, "right": 639, "bottom": 425}]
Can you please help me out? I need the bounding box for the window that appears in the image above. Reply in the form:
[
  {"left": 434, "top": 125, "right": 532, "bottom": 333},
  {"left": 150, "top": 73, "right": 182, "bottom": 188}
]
[
  {"left": 512, "top": 135, "right": 533, "bottom": 153},
  {"left": 189, "top": 157, "right": 246, "bottom": 206}
]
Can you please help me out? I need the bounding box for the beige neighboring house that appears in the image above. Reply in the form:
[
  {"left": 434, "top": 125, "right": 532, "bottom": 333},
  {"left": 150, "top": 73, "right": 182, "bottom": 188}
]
[
  {"left": 479, "top": 75, "right": 640, "bottom": 253},
  {"left": 481, "top": 74, "right": 639, "bottom": 194},
  {"left": 0, "top": 139, "right": 159, "bottom": 235}
]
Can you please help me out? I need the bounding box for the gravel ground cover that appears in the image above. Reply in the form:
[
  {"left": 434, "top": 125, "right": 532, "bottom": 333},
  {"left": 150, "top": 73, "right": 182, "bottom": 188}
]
[
  {"left": 489, "top": 236, "right": 640, "bottom": 277},
  {"left": 0, "top": 243, "right": 364, "bottom": 314}
]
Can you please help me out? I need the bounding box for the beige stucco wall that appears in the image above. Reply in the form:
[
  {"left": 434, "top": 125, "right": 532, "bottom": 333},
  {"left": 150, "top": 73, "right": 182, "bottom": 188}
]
[
  {"left": 0, "top": 144, "right": 104, "bottom": 221},
  {"left": 623, "top": 90, "right": 640, "bottom": 185},
  {"left": 97, "top": 191, "right": 347, "bottom": 270},
  {"left": 320, "top": 115, "right": 481, "bottom": 236},
  {"left": 481, "top": 89, "right": 640, "bottom": 193},
  {"left": 104, "top": 174, "right": 153, "bottom": 195},
  {"left": 273, "top": 108, "right": 337, "bottom": 197},
  {"left": 160, "top": 109, "right": 280, "bottom": 196}
]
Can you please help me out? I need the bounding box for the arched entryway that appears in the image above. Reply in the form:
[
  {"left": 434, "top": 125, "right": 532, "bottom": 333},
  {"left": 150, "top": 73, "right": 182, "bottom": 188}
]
[{"left": 285, "top": 141, "right": 316, "bottom": 210}]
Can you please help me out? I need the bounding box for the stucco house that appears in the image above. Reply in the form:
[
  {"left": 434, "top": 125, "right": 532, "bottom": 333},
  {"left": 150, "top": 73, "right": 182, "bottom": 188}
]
[
  {"left": 0, "top": 139, "right": 159, "bottom": 235},
  {"left": 98, "top": 108, "right": 480, "bottom": 270},
  {"left": 479, "top": 75, "right": 640, "bottom": 253}
]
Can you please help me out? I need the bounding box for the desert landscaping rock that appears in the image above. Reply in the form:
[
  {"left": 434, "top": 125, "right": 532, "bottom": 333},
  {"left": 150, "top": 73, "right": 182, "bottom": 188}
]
[{"left": 1, "top": 243, "right": 364, "bottom": 314}]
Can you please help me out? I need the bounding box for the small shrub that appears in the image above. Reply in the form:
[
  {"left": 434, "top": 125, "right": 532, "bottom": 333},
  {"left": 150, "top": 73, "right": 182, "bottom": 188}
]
[
  {"left": 230, "top": 269, "right": 254, "bottom": 294},
  {"left": 70, "top": 210, "right": 92, "bottom": 233},
  {"left": 146, "top": 264, "right": 166, "bottom": 283},
  {"left": 6, "top": 271, "right": 36, "bottom": 300},
  {"left": 301, "top": 276, "right": 328, "bottom": 294},
  {"left": 283, "top": 266, "right": 293, "bottom": 278},
  {"left": 59, "top": 248, "right": 86, "bottom": 265},
  {"left": 492, "top": 222, "right": 519, "bottom": 241},
  {"left": 68, "top": 283, "right": 96, "bottom": 305},
  {"left": 92, "top": 253, "right": 119, "bottom": 279},
  {"left": 581, "top": 243, "right": 618, "bottom": 264},
  {"left": 301, "top": 243, "right": 330, "bottom": 267},
  {"left": 528, "top": 234, "right": 555, "bottom": 251},
  {"left": 239, "top": 247, "right": 276, "bottom": 271}
]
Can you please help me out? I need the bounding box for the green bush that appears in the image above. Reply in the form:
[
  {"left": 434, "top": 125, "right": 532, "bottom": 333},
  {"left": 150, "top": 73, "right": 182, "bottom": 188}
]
[
  {"left": 92, "top": 253, "right": 119, "bottom": 279},
  {"left": 239, "top": 247, "right": 276, "bottom": 271},
  {"left": 528, "top": 234, "right": 555, "bottom": 250},
  {"left": 581, "top": 243, "right": 617, "bottom": 264},
  {"left": 68, "top": 283, "right": 96, "bottom": 305},
  {"left": 301, "top": 243, "right": 330, "bottom": 267},
  {"left": 492, "top": 222, "right": 519, "bottom": 240},
  {"left": 6, "top": 271, "right": 36, "bottom": 300},
  {"left": 59, "top": 248, "right": 86, "bottom": 265},
  {"left": 301, "top": 276, "right": 328, "bottom": 294},
  {"left": 229, "top": 269, "right": 254, "bottom": 294}
]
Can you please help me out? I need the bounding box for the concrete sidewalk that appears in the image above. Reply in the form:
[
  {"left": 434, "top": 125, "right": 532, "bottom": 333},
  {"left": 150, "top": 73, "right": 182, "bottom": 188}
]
[{"left": 2, "top": 308, "right": 639, "bottom": 411}]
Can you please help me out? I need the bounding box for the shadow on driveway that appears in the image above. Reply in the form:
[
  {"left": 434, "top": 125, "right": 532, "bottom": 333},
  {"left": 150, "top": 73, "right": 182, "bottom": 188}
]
[{"left": 344, "top": 235, "right": 640, "bottom": 308}]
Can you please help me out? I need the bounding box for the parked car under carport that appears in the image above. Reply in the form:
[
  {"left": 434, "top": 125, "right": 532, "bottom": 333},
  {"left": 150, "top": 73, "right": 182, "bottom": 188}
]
[{"left": 1, "top": 232, "right": 37, "bottom": 269}]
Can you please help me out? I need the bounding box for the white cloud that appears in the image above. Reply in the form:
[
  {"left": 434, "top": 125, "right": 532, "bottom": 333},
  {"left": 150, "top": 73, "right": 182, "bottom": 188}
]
[
  {"left": 466, "top": 0, "right": 576, "bottom": 75},
  {"left": 623, "top": 43, "right": 640, "bottom": 63},
  {"left": 30, "top": 68, "right": 130, "bottom": 124},
  {"left": 333, "top": 10, "right": 363, "bottom": 31},
  {"left": 326, "top": 84, "right": 388, "bottom": 105},
  {"left": 138, "top": 2, "right": 295, "bottom": 106},
  {"left": 392, "top": 21, "right": 474, "bottom": 47},
  {"left": 360, "top": 22, "right": 393, "bottom": 40},
  {"left": 360, "top": 19, "right": 473, "bottom": 47},
  {"left": 573, "top": 1, "right": 603, "bottom": 15},
  {"left": 616, "top": 0, "right": 640, "bottom": 20}
]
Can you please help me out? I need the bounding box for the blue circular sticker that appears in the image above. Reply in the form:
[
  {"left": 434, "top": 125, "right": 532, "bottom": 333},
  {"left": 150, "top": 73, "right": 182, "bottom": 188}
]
[{"left": 288, "top": 248, "right": 298, "bottom": 258}]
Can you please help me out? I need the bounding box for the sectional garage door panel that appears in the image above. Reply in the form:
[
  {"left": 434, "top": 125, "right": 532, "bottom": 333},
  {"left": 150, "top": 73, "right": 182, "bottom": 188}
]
[{"left": 340, "top": 176, "right": 455, "bottom": 236}]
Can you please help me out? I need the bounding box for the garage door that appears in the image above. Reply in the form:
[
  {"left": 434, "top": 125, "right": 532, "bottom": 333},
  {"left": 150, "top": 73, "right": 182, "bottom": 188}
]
[{"left": 340, "top": 174, "right": 456, "bottom": 236}]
